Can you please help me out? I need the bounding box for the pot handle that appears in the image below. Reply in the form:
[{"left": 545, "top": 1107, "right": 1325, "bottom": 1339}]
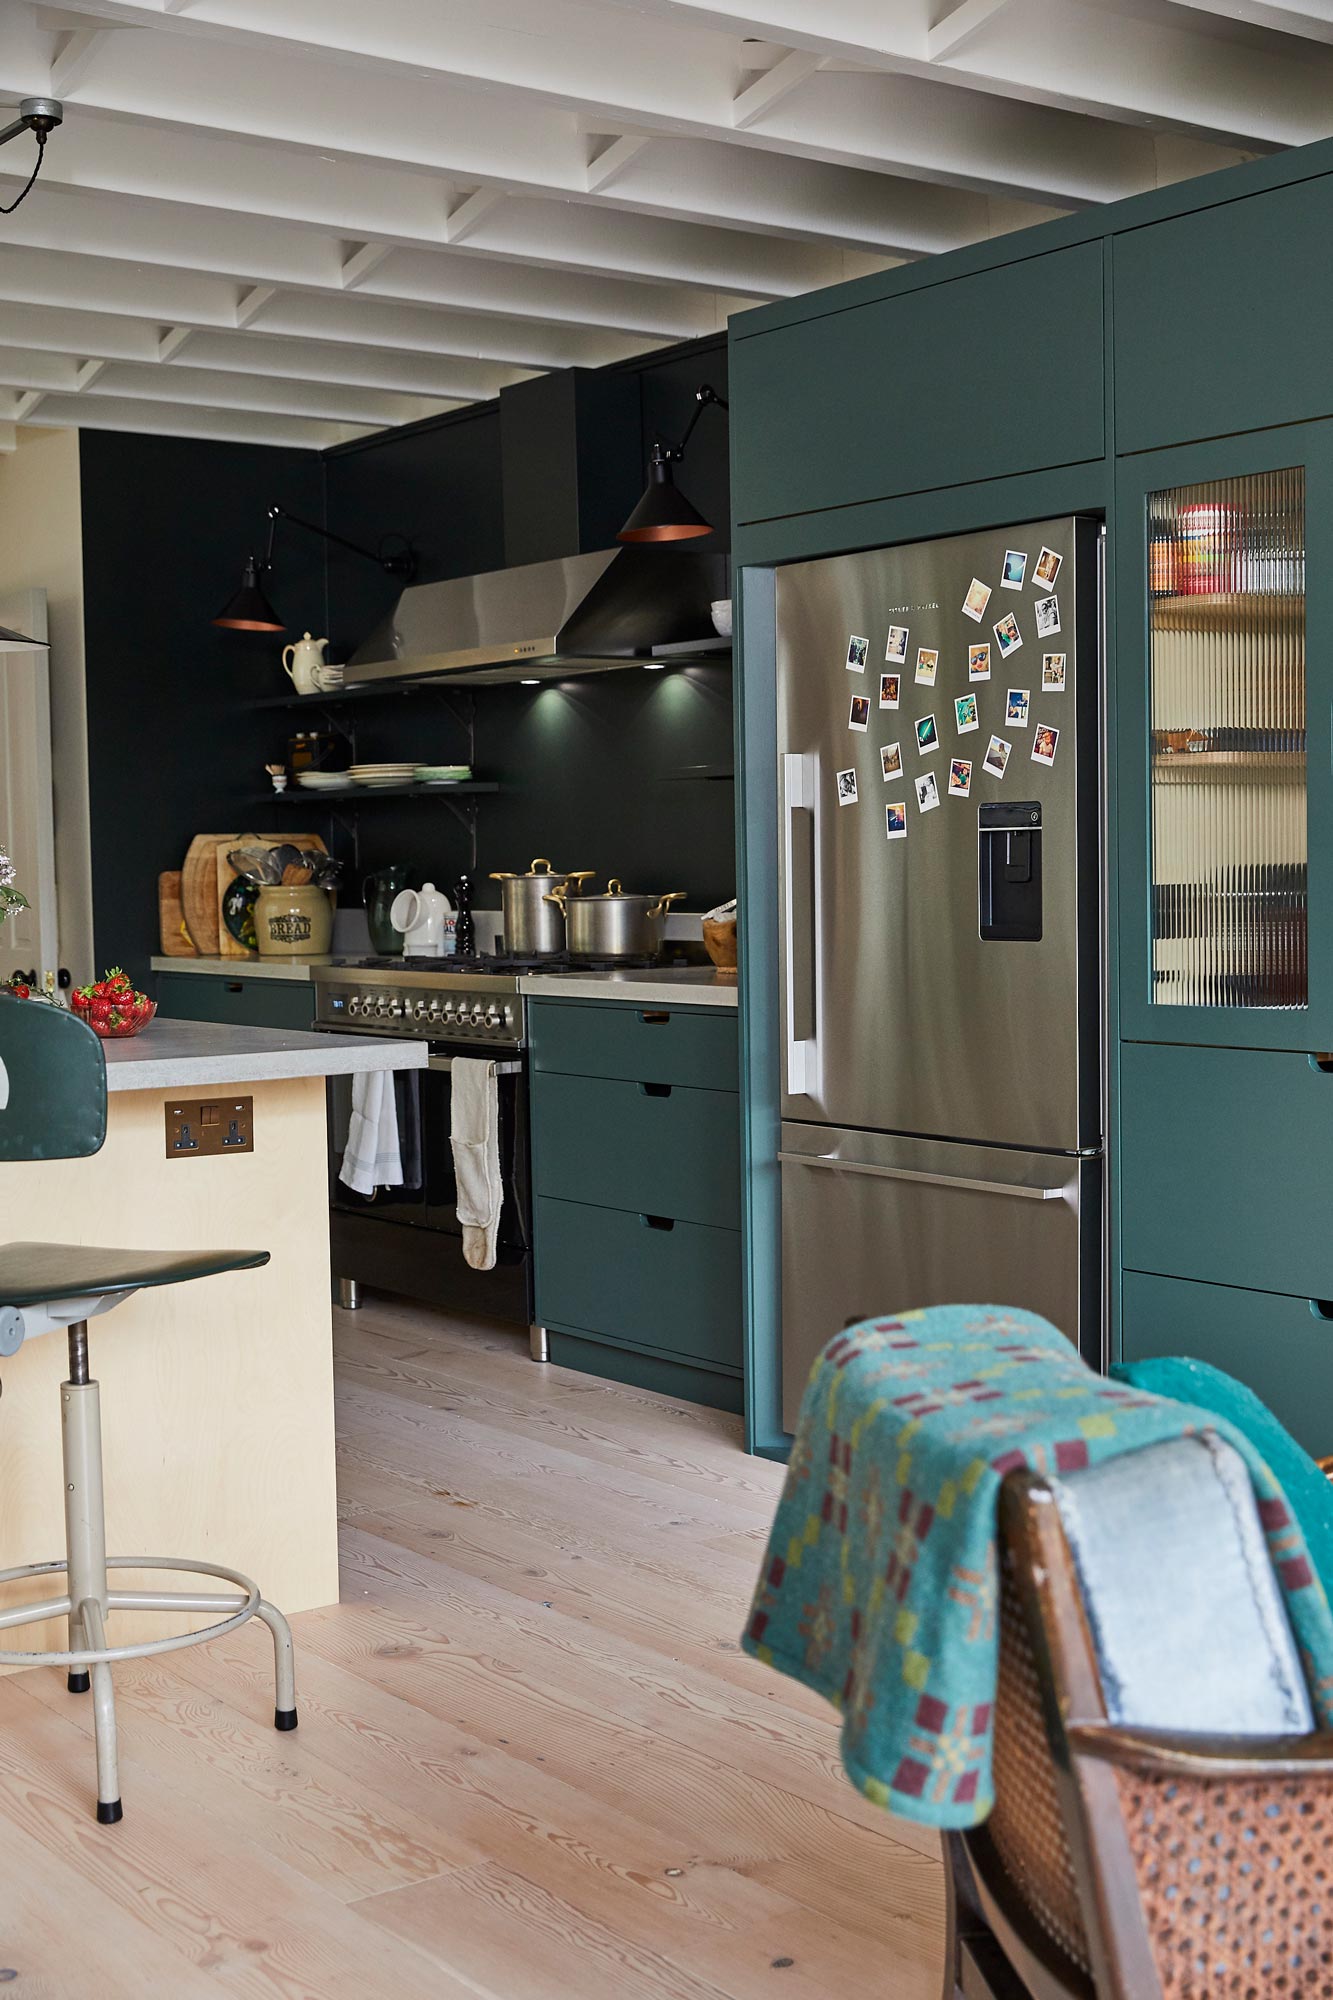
[
  {"left": 563, "top": 871, "right": 596, "bottom": 893},
  {"left": 529, "top": 858, "right": 554, "bottom": 875},
  {"left": 606, "top": 878, "right": 623, "bottom": 895},
  {"left": 649, "top": 891, "right": 687, "bottom": 919},
  {"left": 542, "top": 883, "right": 570, "bottom": 911},
  {"left": 488, "top": 872, "right": 517, "bottom": 882}
]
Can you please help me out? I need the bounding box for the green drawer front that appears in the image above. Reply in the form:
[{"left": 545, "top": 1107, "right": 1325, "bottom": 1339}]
[
  {"left": 530, "top": 998, "right": 738, "bottom": 1090},
  {"left": 536, "top": 1194, "right": 742, "bottom": 1371},
  {"left": 1121, "top": 1269, "right": 1333, "bottom": 1462},
  {"left": 1120, "top": 1042, "right": 1333, "bottom": 1300},
  {"left": 532, "top": 1071, "right": 740, "bottom": 1227},
  {"left": 155, "top": 972, "right": 316, "bottom": 1032}
]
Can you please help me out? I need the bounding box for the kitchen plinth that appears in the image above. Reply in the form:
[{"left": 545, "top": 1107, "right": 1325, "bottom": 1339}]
[{"left": 0, "top": 1018, "right": 424, "bottom": 1660}]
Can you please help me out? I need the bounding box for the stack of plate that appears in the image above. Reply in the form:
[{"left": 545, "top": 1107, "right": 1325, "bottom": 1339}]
[
  {"left": 296, "top": 770, "right": 352, "bottom": 790},
  {"left": 348, "top": 762, "right": 418, "bottom": 788},
  {"left": 414, "top": 764, "right": 472, "bottom": 786}
]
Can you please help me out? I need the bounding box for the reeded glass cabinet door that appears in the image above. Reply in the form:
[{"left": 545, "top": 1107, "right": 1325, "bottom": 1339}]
[{"left": 1148, "top": 469, "right": 1306, "bottom": 1010}]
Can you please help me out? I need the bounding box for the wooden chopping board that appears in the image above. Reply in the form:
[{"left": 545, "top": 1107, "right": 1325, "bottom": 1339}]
[
  {"left": 180, "top": 834, "right": 237, "bottom": 956},
  {"left": 157, "top": 870, "right": 198, "bottom": 956},
  {"left": 215, "top": 832, "right": 330, "bottom": 960}
]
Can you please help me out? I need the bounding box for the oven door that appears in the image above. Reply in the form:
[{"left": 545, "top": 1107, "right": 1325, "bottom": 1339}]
[{"left": 322, "top": 1039, "right": 531, "bottom": 1260}]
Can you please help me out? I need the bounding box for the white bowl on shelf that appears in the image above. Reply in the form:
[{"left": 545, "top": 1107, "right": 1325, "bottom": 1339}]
[{"left": 710, "top": 598, "right": 733, "bottom": 638}]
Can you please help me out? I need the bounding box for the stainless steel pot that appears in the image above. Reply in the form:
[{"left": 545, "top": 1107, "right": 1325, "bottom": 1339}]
[
  {"left": 549, "top": 878, "right": 685, "bottom": 959},
  {"left": 489, "top": 858, "right": 593, "bottom": 955}
]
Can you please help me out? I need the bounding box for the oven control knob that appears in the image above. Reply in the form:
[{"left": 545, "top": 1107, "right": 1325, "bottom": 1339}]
[
  {"left": 485, "top": 1006, "right": 500, "bottom": 1026},
  {"left": 388, "top": 999, "right": 403, "bottom": 1018},
  {"left": 347, "top": 996, "right": 360, "bottom": 1016},
  {"left": 426, "top": 1001, "right": 441, "bottom": 1022},
  {"left": 374, "top": 998, "right": 390, "bottom": 1018}
]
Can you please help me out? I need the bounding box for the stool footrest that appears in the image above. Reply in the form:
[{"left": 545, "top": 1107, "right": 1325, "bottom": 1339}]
[{"left": 0, "top": 1555, "right": 261, "bottom": 1668}]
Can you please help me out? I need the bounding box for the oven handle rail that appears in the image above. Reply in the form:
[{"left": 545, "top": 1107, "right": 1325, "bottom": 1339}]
[{"left": 312, "top": 1022, "right": 524, "bottom": 1076}]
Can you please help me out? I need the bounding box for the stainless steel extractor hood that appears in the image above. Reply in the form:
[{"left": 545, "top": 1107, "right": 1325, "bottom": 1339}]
[{"left": 346, "top": 545, "right": 729, "bottom": 689}]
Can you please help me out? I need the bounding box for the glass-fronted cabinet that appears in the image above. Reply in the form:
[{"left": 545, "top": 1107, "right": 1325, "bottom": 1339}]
[{"left": 1118, "top": 431, "right": 1333, "bottom": 1048}]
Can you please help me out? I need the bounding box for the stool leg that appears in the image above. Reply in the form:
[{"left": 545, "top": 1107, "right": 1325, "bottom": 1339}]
[
  {"left": 62, "top": 1352, "right": 121, "bottom": 1823},
  {"left": 66, "top": 1610, "right": 89, "bottom": 1695},
  {"left": 254, "top": 1600, "right": 298, "bottom": 1730}
]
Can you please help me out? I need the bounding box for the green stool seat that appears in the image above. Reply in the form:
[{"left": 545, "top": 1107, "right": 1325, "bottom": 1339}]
[
  {"left": 0, "top": 994, "right": 296, "bottom": 1827},
  {"left": 0, "top": 1242, "right": 269, "bottom": 1311}
]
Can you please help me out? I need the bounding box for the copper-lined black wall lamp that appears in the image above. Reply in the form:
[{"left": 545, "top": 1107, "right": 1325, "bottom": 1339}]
[
  {"left": 617, "top": 383, "right": 729, "bottom": 544},
  {"left": 212, "top": 505, "right": 416, "bottom": 631}
]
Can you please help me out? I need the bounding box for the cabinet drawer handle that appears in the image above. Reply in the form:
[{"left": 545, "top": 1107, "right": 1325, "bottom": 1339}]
[
  {"left": 1311, "top": 1300, "right": 1333, "bottom": 1320},
  {"left": 1311, "top": 1055, "right": 1333, "bottom": 1073},
  {"left": 639, "top": 1011, "right": 670, "bottom": 1025},
  {"left": 225, "top": 982, "right": 244, "bottom": 993},
  {"left": 638, "top": 1081, "right": 672, "bottom": 1097},
  {"left": 640, "top": 1214, "right": 676, "bottom": 1231}
]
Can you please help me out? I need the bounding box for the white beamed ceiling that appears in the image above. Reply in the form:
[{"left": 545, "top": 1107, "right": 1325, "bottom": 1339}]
[{"left": 0, "top": 0, "right": 1325, "bottom": 449}]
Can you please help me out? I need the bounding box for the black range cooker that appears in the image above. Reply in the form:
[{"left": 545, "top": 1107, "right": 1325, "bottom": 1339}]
[{"left": 314, "top": 952, "right": 660, "bottom": 1357}]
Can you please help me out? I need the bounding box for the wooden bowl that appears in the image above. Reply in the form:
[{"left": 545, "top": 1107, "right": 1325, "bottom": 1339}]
[{"left": 702, "top": 915, "right": 738, "bottom": 978}]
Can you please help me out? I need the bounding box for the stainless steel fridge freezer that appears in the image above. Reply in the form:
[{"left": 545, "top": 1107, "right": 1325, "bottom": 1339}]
[{"left": 776, "top": 517, "right": 1104, "bottom": 1424}]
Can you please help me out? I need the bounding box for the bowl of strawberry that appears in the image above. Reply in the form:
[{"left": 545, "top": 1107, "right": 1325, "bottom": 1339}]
[{"left": 71, "top": 969, "right": 157, "bottom": 1038}]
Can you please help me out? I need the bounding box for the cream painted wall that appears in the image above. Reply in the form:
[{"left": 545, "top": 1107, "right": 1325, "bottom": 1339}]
[{"left": 0, "top": 426, "right": 94, "bottom": 984}]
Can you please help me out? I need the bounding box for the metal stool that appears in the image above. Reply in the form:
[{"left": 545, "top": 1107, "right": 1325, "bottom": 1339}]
[{"left": 0, "top": 997, "right": 297, "bottom": 1823}]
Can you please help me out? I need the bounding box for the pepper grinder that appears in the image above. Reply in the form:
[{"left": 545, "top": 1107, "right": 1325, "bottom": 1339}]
[{"left": 454, "top": 873, "right": 475, "bottom": 958}]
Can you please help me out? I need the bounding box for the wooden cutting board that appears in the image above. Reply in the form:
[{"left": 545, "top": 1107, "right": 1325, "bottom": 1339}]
[
  {"left": 215, "top": 832, "right": 330, "bottom": 960},
  {"left": 157, "top": 870, "right": 198, "bottom": 956},
  {"left": 180, "top": 834, "right": 236, "bottom": 956}
]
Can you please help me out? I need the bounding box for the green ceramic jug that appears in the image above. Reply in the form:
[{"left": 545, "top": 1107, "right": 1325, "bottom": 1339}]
[{"left": 362, "top": 865, "right": 411, "bottom": 955}]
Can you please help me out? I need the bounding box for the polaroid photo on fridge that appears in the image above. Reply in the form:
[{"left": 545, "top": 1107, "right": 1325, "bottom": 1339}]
[
  {"left": 1032, "top": 546, "right": 1063, "bottom": 591},
  {"left": 846, "top": 634, "right": 869, "bottom": 672},
  {"left": 885, "top": 801, "right": 908, "bottom": 841},
  {"left": 884, "top": 625, "right": 910, "bottom": 665},
  {"left": 848, "top": 694, "right": 871, "bottom": 733},
  {"left": 915, "top": 713, "right": 940, "bottom": 755},
  {"left": 948, "top": 758, "right": 973, "bottom": 798},
  {"left": 1032, "top": 723, "right": 1060, "bottom": 767},
  {"left": 1001, "top": 549, "right": 1028, "bottom": 591},
  {"left": 993, "top": 611, "right": 1023, "bottom": 658},
  {"left": 879, "top": 672, "right": 901, "bottom": 710},
  {"left": 880, "top": 741, "right": 903, "bottom": 780},
  {"left": 954, "top": 692, "right": 979, "bottom": 735},
  {"left": 968, "top": 643, "right": 991, "bottom": 682},
  {"left": 1041, "top": 652, "right": 1067, "bottom": 691},
  {"left": 915, "top": 646, "right": 939, "bottom": 686},
  {"left": 962, "top": 578, "right": 992, "bottom": 623},
  {"left": 1005, "top": 687, "right": 1030, "bottom": 728},
  {"left": 1034, "top": 595, "right": 1061, "bottom": 639},
  {"left": 836, "top": 768, "right": 859, "bottom": 805},
  {"left": 915, "top": 771, "right": 940, "bottom": 814},
  {"left": 983, "top": 734, "right": 1012, "bottom": 780}
]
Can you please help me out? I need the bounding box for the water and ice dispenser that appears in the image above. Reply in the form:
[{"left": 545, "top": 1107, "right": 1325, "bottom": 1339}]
[{"left": 979, "top": 802, "right": 1043, "bottom": 941}]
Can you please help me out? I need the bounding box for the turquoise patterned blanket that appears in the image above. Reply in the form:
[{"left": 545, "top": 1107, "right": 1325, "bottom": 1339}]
[{"left": 742, "top": 1305, "right": 1333, "bottom": 1828}]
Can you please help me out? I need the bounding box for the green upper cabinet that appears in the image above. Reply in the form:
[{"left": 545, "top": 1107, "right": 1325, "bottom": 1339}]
[
  {"left": 1114, "top": 176, "right": 1333, "bottom": 454},
  {"left": 730, "top": 242, "right": 1105, "bottom": 527},
  {"left": 1115, "top": 421, "right": 1333, "bottom": 1050}
]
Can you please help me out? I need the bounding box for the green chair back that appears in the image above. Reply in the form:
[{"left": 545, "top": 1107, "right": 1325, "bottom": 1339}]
[{"left": 0, "top": 993, "right": 107, "bottom": 1161}]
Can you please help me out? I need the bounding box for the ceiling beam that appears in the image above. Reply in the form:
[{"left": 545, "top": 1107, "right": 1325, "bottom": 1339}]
[
  {"left": 926, "top": 0, "right": 1013, "bottom": 63},
  {"left": 732, "top": 50, "right": 820, "bottom": 129}
]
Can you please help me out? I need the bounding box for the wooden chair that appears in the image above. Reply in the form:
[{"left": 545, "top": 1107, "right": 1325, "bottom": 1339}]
[{"left": 944, "top": 1438, "right": 1333, "bottom": 1999}]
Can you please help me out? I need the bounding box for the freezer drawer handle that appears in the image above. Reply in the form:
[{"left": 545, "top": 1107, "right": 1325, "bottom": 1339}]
[
  {"left": 777, "top": 1150, "right": 1070, "bottom": 1202},
  {"left": 782, "top": 751, "right": 819, "bottom": 1096},
  {"left": 638, "top": 1081, "right": 672, "bottom": 1097}
]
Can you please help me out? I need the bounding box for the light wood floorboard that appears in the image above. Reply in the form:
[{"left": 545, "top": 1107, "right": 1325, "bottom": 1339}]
[{"left": 0, "top": 1298, "right": 945, "bottom": 1997}]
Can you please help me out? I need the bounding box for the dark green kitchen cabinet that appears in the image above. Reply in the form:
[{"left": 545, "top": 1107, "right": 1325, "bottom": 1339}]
[
  {"left": 155, "top": 970, "right": 316, "bottom": 1032},
  {"left": 730, "top": 240, "right": 1104, "bottom": 528},
  {"left": 1122, "top": 1271, "right": 1333, "bottom": 1461},
  {"left": 1114, "top": 423, "right": 1333, "bottom": 1052},
  {"left": 1114, "top": 173, "right": 1333, "bottom": 455},
  {"left": 529, "top": 997, "right": 742, "bottom": 1410}
]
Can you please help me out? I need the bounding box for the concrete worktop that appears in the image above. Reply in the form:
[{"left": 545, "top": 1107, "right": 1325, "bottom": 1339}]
[
  {"left": 519, "top": 967, "right": 738, "bottom": 1007},
  {"left": 103, "top": 1018, "right": 426, "bottom": 1091},
  {"left": 151, "top": 955, "right": 331, "bottom": 981}
]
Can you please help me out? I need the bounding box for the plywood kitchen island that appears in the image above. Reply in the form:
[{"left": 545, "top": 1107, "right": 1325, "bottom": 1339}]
[{"left": 0, "top": 1018, "right": 425, "bottom": 1657}]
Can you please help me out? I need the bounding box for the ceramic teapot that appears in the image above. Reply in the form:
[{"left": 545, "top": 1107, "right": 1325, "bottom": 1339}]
[
  {"left": 281, "top": 632, "right": 329, "bottom": 696},
  {"left": 389, "top": 881, "right": 453, "bottom": 958}
]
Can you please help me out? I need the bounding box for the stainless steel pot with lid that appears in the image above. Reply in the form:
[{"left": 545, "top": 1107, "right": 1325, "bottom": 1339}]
[
  {"left": 489, "top": 858, "right": 594, "bottom": 955},
  {"left": 547, "top": 877, "right": 686, "bottom": 959}
]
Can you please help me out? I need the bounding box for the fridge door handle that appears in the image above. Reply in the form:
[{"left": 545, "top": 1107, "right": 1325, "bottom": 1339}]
[
  {"left": 782, "top": 751, "right": 819, "bottom": 1096},
  {"left": 777, "top": 1150, "right": 1071, "bottom": 1202}
]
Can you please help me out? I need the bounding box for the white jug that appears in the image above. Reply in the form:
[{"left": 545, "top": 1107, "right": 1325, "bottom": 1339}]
[
  {"left": 281, "top": 632, "right": 328, "bottom": 695},
  {"left": 389, "top": 882, "right": 454, "bottom": 958}
]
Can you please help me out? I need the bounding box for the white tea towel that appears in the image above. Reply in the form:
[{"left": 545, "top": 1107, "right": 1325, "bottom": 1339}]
[
  {"left": 450, "top": 1056, "right": 503, "bottom": 1270},
  {"left": 339, "top": 1068, "right": 403, "bottom": 1197}
]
